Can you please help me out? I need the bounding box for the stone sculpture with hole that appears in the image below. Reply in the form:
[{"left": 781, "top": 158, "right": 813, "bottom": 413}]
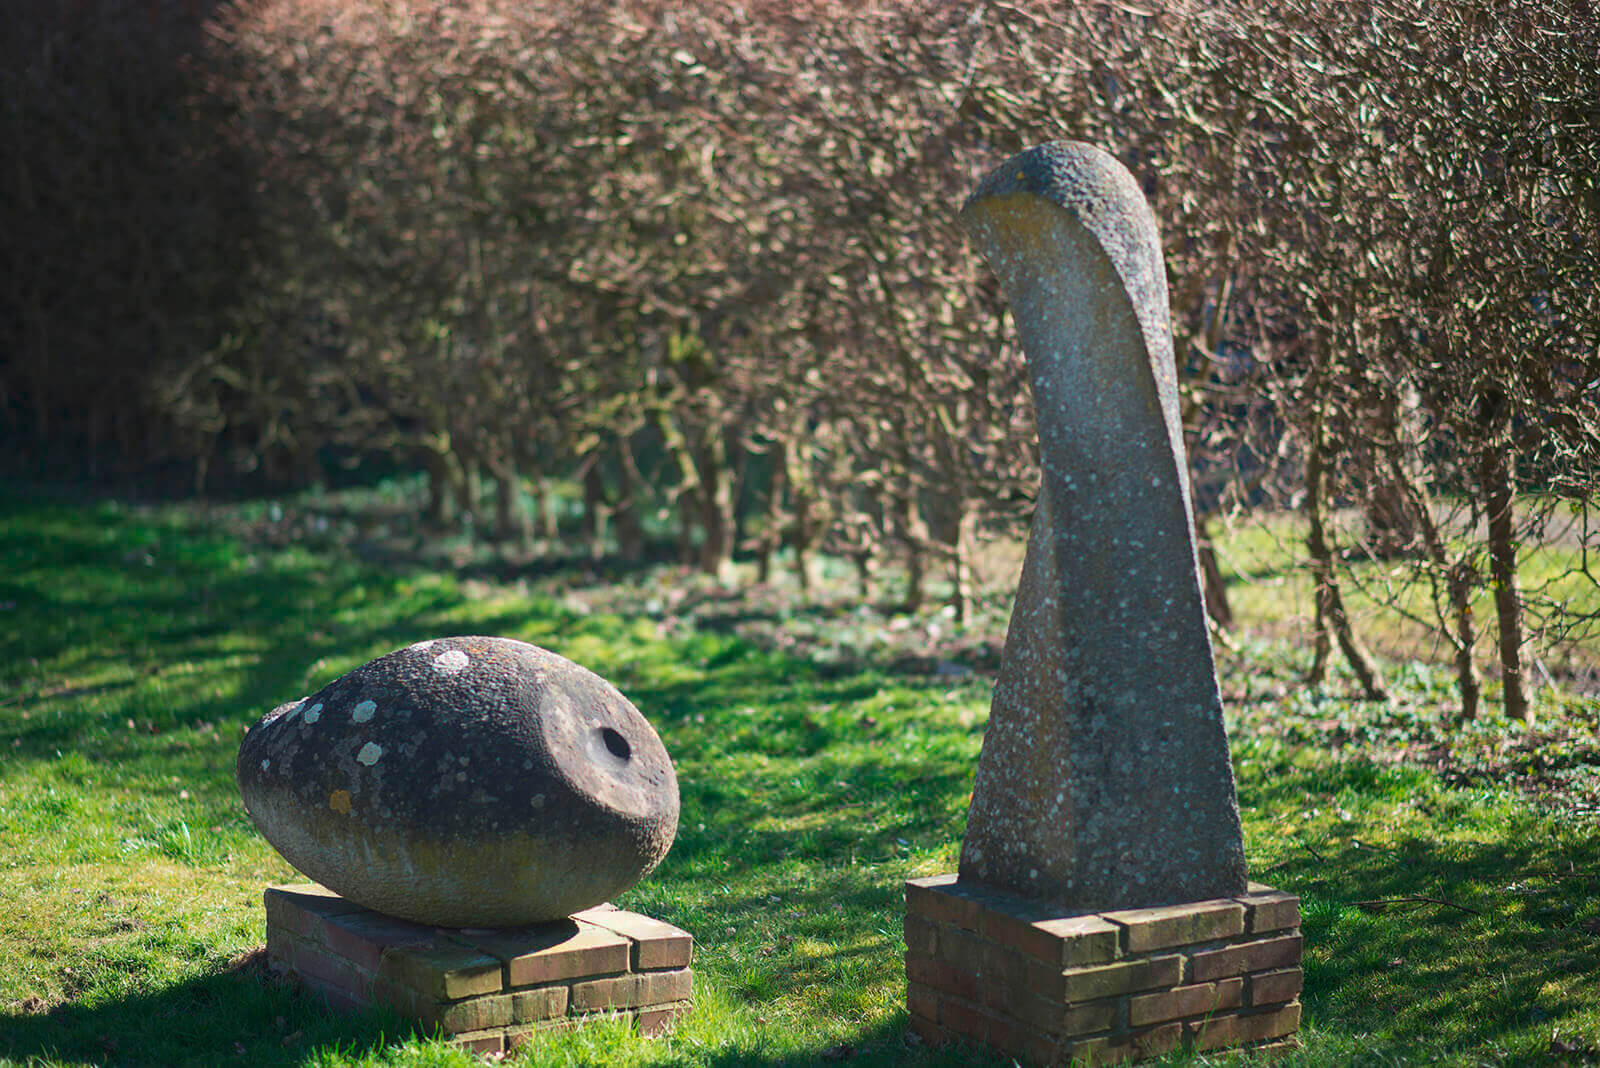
[{"left": 238, "top": 635, "right": 691, "bottom": 1054}]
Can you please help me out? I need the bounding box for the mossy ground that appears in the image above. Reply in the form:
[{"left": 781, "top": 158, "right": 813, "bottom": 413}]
[{"left": 2, "top": 485, "right": 1599, "bottom": 1066}]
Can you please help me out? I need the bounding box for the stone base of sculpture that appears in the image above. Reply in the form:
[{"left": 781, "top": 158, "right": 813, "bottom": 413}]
[
  {"left": 905, "top": 875, "right": 1301, "bottom": 1065},
  {"left": 264, "top": 883, "right": 692, "bottom": 1054}
]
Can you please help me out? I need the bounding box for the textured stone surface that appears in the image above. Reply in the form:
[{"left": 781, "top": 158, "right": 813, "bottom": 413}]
[
  {"left": 237, "top": 637, "right": 679, "bottom": 926},
  {"left": 956, "top": 141, "right": 1247, "bottom": 912}
]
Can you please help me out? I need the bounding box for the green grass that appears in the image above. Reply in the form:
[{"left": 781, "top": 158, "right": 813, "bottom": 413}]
[{"left": 1, "top": 486, "right": 1599, "bottom": 1066}]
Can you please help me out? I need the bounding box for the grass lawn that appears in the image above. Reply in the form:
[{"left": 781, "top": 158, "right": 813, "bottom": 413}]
[{"left": 2, "top": 484, "right": 1600, "bottom": 1066}]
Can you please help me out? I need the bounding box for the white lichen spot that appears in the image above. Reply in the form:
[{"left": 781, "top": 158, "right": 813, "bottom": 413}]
[
  {"left": 530, "top": 793, "right": 545, "bottom": 808},
  {"left": 261, "top": 759, "right": 271, "bottom": 771},
  {"left": 356, "top": 742, "right": 383, "bottom": 766},
  {"left": 410, "top": 639, "right": 437, "bottom": 651},
  {"left": 303, "top": 703, "right": 323, "bottom": 724},
  {"left": 352, "top": 700, "right": 377, "bottom": 723},
  {"left": 434, "top": 649, "right": 469, "bottom": 676}
]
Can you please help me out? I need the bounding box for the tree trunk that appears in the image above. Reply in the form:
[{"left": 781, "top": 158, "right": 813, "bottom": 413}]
[
  {"left": 1377, "top": 399, "right": 1480, "bottom": 721},
  {"left": 1305, "top": 405, "right": 1388, "bottom": 700},
  {"left": 424, "top": 449, "right": 456, "bottom": 529},
  {"left": 756, "top": 438, "right": 787, "bottom": 584},
  {"left": 582, "top": 461, "right": 609, "bottom": 560},
  {"left": 946, "top": 499, "right": 977, "bottom": 624},
  {"left": 1447, "top": 561, "right": 1482, "bottom": 721},
  {"left": 1194, "top": 512, "right": 1234, "bottom": 630},
  {"left": 491, "top": 464, "right": 531, "bottom": 549},
  {"left": 694, "top": 428, "right": 736, "bottom": 583},
  {"left": 1479, "top": 422, "right": 1530, "bottom": 723},
  {"left": 613, "top": 436, "right": 645, "bottom": 564},
  {"left": 895, "top": 490, "right": 927, "bottom": 613}
]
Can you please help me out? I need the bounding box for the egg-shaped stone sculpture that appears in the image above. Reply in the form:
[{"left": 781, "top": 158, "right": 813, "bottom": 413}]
[{"left": 236, "top": 636, "right": 679, "bottom": 927}]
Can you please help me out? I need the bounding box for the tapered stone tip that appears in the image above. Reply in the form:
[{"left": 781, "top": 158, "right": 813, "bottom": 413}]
[
  {"left": 961, "top": 142, "right": 1169, "bottom": 376},
  {"left": 963, "top": 141, "right": 1132, "bottom": 218}
]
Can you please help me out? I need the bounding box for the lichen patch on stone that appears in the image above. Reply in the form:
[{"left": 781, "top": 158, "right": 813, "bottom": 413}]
[
  {"left": 352, "top": 700, "right": 377, "bottom": 723},
  {"left": 434, "top": 650, "right": 470, "bottom": 676},
  {"left": 329, "top": 789, "right": 352, "bottom": 814},
  {"left": 303, "top": 703, "right": 323, "bottom": 724},
  {"left": 356, "top": 742, "right": 384, "bottom": 766}
]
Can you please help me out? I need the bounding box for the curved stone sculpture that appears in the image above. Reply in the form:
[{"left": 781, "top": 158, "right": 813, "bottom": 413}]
[
  {"left": 957, "top": 142, "right": 1247, "bottom": 913},
  {"left": 237, "top": 636, "right": 679, "bottom": 927}
]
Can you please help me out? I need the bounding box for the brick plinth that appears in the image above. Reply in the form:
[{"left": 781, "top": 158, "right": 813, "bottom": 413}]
[
  {"left": 264, "top": 884, "right": 692, "bottom": 1054},
  {"left": 905, "top": 876, "right": 1301, "bottom": 1065}
]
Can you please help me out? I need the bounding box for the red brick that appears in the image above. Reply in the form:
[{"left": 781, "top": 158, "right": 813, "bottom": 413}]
[
  {"left": 319, "top": 910, "right": 435, "bottom": 973},
  {"left": 1128, "top": 977, "right": 1243, "bottom": 1025},
  {"left": 435, "top": 993, "right": 515, "bottom": 1033},
  {"left": 451, "top": 1029, "right": 505, "bottom": 1055},
  {"left": 1060, "top": 1022, "right": 1182, "bottom": 1066},
  {"left": 296, "top": 973, "right": 367, "bottom": 1015},
  {"left": 505, "top": 1018, "right": 580, "bottom": 1049},
  {"left": 511, "top": 985, "right": 570, "bottom": 1023},
  {"left": 1249, "top": 968, "right": 1303, "bottom": 1007},
  {"left": 938, "top": 925, "right": 991, "bottom": 976},
  {"left": 940, "top": 995, "right": 1006, "bottom": 1045},
  {"left": 907, "top": 1012, "right": 949, "bottom": 1047},
  {"left": 904, "top": 914, "right": 939, "bottom": 957},
  {"left": 1029, "top": 914, "right": 1123, "bottom": 967},
  {"left": 1016, "top": 994, "right": 1119, "bottom": 1035},
  {"left": 570, "top": 967, "right": 692, "bottom": 1012},
  {"left": 573, "top": 908, "right": 694, "bottom": 970},
  {"left": 459, "top": 922, "right": 629, "bottom": 988},
  {"left": 906, "top": 952, "right": 979, "bottom": 1001},
  {"left": 378, "top": 941, "right": 503, "bottom": 1001},
  {"left": 1108, "top": 1022, "right": 1184, "bottom": 1061},
  {"left": 271, "top": 928, "right": 373, "bottom": 1003},
  {"left": 1238, "top": 886, "right": 1301, "bottom": 935},
  {"left": 1189, "top": 1002, "right": 1301, "bottom": 1051},
  {"left": 1036, "top": 954, "right": 1182, "bottom": 1003},
  {"left": 907, "top": 982, "right": 940, "bottom": 1023},
  {"left": 638, "top": 1002, "right": 691, "bottom": 1037},
  {"left": 264, "top": 884, "right": 364, "bottom": 941},
  {"left": 1189, "top": 936, "right": 1303, "bottom": 983},
  {"left": 906, "top": 876, "right": 980, "bottom": 931},
  {"left": 1102, "top": 900, "right": 1245, "bottom": 953}
]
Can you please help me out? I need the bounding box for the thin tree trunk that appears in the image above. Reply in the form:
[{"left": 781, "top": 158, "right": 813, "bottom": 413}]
[
  {"left": 582, "top": 461, "right": 609, "bottom": 561},
  {"left": 1305, "top": 403, "right": 1389, "bottom": 700},
  {"left": 424, "top": 449, "right": 456, "bottom": 529},
  {"left": 1480, "top": 430, "right": 1530, "bottom": 723},
  {"left": 1194, "top": 512, "right": 1234, "bottom": 630},
  {"left": 491, "top": 463, "right": 531, "bottom": 549},
  {"left": 1378, "top": 405, "right": 1480, "bottom": 721},
  {"left": 756, "top": 438, "right": 787, "bottom": 584},
  {"left": 947, "top": 499, "right": 977, "bottom": 624},
  {"left": 613, "top": 435, "right": 645, "bottom": 564},
  {"left": 895, "top": 490, "right": 927, "bottom": 613},
  {"left": 692, "top": 429, "right": 735, "bottom": 582}
]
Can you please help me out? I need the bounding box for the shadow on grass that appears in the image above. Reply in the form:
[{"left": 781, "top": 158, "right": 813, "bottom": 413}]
[{"left": 0, "top": 959, "right": 413, "bottom": 1068}]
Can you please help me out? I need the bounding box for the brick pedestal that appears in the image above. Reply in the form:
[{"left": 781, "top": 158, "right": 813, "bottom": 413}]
[
  {"left": 264, "top": 883, "right": 692, "bottom": 1054},
  {"left": 905, "top": 876, "right": 1301, "bottom": 1065}
]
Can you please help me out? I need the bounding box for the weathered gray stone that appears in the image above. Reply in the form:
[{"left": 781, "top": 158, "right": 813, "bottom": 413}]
[
  {"left": 237, "top": 637, "right": 678, "bottom": 927},
  {"left": 956, "top": 142, "right": 1246, "bottom": 912}
]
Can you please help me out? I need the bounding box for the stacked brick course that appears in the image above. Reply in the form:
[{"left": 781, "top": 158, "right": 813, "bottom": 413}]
[
  {"left": 265, "top": 883, "right": 692, "bottom": 1054},
  {"left": 906, "top": 875, "right": 1300, "bottom": 1065}
]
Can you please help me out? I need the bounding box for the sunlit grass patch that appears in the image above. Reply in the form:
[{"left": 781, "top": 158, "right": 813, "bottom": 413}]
[{"left": 3, "top": 486, "right": 1600, "bottom": 1066}]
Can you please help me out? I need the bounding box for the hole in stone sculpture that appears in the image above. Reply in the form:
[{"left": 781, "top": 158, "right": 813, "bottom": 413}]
[{"left": 599, "top": 727, "right": 631, "bottom": 762}]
